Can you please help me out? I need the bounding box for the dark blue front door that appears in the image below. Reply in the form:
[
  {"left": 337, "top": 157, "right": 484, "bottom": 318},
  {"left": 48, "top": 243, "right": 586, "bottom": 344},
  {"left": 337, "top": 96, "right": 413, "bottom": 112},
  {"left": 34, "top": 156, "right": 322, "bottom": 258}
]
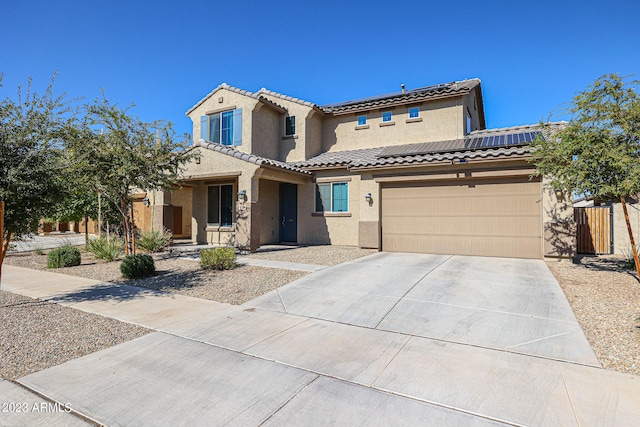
[{"left": 279, "top": 183, "right": 297, "bottom": 242}]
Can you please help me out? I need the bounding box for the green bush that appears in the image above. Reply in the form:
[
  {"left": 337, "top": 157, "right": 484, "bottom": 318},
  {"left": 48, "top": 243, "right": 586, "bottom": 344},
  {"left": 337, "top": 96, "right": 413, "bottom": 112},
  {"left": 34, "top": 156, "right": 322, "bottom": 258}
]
[
  {"left": 47, "top": 246, "right": 81, "bottom": 268},
  {"left": 137, "top": 228, "right": 172, "bottom": 253},
  {"left": 120, "top": 254, "right": 156, "bottom": 279},
  {"left": 86, "top": 236, "right": 124, "bottom": 262},
  {"left": 200, "top": 247, "right": 237, "bottom": 270}
]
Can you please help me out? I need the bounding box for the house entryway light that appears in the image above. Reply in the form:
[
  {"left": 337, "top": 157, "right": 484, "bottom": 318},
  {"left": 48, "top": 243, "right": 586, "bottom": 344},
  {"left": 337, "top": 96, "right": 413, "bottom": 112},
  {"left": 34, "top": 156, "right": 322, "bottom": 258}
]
[
  {"left": 238, "top": 190, "right": 247, "bottom": 202},
  {"left": 142, "top": 196, "right": 151, "bottom": 207},
  {"left": 365, "top": 193, "right": 373, "bottom": 205}
]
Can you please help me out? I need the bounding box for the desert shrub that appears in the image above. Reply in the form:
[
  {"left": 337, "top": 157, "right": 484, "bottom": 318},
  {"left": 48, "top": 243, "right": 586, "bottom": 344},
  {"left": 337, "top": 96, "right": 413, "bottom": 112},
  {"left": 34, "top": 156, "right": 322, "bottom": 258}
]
[
  {"left": 86, "top": 236, "right": 124, "bottom": 262},
  {"left": 47, "top": 246, "right": 81, "bottom": 268},
  {"left": 200, "top": 247, "right": 237, "bottom": 270},
  {"left": 120, "top": 254, "right": 155, "bottom": 279},
  {"left": 621, "top": 245, "right": 640, "bottom": 271},
  {"left": 137, "top": 228, "right": 172, "bottom": 253}
]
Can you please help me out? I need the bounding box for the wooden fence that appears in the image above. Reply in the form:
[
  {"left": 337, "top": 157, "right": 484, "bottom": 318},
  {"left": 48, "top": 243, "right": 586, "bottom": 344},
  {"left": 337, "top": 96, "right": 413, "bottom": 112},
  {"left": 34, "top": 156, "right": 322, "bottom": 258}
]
[{"left": 574, "top": 206, "right": 612, "bottom": 254}]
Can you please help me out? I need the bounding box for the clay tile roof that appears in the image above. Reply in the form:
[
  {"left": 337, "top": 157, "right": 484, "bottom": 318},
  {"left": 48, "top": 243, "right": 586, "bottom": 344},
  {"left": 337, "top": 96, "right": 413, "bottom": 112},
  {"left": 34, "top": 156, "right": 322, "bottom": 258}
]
[
  {"left": 321, "top": 79, "right": 481, "bottom": 115},
  {"left": 256, "top": 87, "right": 322, "bottom": 111},
  {"left": 295, "top": 123, "right": 561, "bottom": 171},
  {"left": 186, "top": 83, "right": 287, "bottom": 116},
  {"left": 194, "top": 140, "right": 312, "bottom": 175}
]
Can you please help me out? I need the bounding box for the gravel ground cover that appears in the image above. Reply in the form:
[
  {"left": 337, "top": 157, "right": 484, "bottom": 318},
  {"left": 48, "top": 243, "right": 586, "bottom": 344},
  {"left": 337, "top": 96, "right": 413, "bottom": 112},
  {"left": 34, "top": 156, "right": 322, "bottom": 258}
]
[
  {"left": 0, "top": 290, "right": 150, "bottom": 380},
  {"left": 4, "top": 252, "right": 309, "bottom": 305},
  {"left": 547, "top": 256, "right": 640, "bottom": 375},
  {"left": 4, "top": 245, "right": 379, "bottom": 305},
  {"left": 244, "top": 245, "right": 377, "bottom": 265}
]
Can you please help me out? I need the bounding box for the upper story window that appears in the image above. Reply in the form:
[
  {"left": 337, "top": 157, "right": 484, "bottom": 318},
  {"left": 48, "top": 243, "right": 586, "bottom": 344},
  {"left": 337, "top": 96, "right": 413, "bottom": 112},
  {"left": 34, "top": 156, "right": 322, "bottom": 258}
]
[
  {"left": 382, "top": 111, "right": 392, "bottom": 122},
  {"left": 207, "top": 184, "right": 234, "bottom": 227},
  {"left": 466, "top": 111, "right": 472, "bottom": 135},
  {"left": 316, "top": 182, "right": 348, "bottom": 213},
  {"left": 285, "top": 115, "right": 296, "bottom": 136},
  {"left": 409, "top": 107, "right": 420, "bottom": 118},
  {"left": 357, "top": 115, "right": 367, "bottom": 126},
  {"left": 200, "top": 108, "right": 242, "bottom": 146}
]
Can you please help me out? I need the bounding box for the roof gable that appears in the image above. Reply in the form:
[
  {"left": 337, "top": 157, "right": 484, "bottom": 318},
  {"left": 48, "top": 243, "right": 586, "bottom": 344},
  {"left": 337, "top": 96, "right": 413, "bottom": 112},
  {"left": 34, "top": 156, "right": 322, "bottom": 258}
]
[{"left": 186, "top": 83, "right": 287, "bottom": 116}]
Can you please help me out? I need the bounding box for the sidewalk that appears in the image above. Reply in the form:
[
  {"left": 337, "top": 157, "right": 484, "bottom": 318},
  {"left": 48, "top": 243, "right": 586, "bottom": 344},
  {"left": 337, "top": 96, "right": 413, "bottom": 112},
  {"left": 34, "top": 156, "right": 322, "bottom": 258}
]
[{"left": 2, "top": 263, "right": 639, "bottom": 426}]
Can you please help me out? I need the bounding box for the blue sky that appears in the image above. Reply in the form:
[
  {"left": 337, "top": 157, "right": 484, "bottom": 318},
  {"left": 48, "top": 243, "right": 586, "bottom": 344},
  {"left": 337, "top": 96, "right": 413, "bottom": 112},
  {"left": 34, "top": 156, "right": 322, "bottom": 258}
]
[{"left": 2, "top": 0, "right": 638, "bottom": 140}]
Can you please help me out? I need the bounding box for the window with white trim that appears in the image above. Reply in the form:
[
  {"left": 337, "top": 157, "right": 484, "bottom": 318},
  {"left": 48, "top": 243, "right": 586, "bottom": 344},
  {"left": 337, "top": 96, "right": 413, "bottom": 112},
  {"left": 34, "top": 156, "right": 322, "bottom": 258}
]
[
  {"left": 382, "top": 111, "right": 392, "bottom": 122},
  {"left": 207, "top": 184, "right": 234, "bottom": 226},
  {"left": 357, "top": 115, "right": 367, "bottom": 126},
  {"left": 315, "top": 182, "right": 348, "bottom": 212},
  {"left": 409, "top": 107, "right": 420, "bottom": 118}
]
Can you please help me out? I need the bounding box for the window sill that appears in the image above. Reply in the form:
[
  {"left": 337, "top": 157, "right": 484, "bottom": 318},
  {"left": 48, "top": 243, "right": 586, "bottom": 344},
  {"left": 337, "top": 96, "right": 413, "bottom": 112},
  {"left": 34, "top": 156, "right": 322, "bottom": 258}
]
[
  {"left": 379, "top": 121, "right": 395, "bottom": 127},
  {"left": 312, "top": 212, "right": 352, "bottom": 217},
  {"left": 206, "top": 226, "right": 234, "bottom": 232},
  {"left": 406, "top": 117, "right": 423, "bottom": 123},
  {"left": 282, "top": 135, "right": 298, "bottom": 140},
  {"left": 355, "top": 124, "right": 369, "bottom": 130}
]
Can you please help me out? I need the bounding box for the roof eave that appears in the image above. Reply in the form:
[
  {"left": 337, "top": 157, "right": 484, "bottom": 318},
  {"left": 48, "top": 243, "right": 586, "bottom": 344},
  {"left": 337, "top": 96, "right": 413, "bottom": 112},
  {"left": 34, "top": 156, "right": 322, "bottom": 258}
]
[
  {"left": 328, "top": 91, "right": 470, "bottom": 116},
  {"left": 349, "top": 152, "right": 532, "bottom": 172}
]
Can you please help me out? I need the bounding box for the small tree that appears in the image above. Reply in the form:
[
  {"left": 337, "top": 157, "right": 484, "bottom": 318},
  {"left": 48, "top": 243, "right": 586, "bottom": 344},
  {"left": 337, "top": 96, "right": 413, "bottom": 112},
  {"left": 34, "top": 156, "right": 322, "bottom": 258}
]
[
  {"left": 0, "top": 74, "right": 70, "bottom": 284},
  {"left": 530, "top": 73, "right": 640, "bottom": 272},
  {"left": 67, "top": 95, "right": 195, "bottom": 254}
]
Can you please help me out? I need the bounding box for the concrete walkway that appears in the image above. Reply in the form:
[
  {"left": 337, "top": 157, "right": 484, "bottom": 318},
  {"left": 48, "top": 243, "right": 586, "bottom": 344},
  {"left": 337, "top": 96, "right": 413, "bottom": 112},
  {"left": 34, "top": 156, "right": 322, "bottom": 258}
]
[{"left": 2, "top": 253, "right": 639, "bottom": 426}]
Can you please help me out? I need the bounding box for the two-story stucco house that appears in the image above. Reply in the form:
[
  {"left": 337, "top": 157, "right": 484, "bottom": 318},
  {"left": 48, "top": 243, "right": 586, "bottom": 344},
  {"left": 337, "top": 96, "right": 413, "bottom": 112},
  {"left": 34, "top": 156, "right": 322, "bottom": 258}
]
[{"left": 147, "top": 78, "right": 574, "bottom": 259}]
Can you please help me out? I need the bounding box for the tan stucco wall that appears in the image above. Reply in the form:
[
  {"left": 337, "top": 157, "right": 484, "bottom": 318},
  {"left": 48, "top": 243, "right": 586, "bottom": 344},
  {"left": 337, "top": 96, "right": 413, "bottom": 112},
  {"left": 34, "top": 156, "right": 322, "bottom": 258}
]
[
  {"left": 462, "top": 92, "right": 482, "bottom": 134},
  {"left": 612, "top": 200, "right": 640, "bottom": 255},
  {"left": 187, "top": 88, "right": 259, "bottom": 154},
  {"left": 321, "top": 98, "right": 464, "bottom": 153},
  {"left": 251, "top": 104, "right": 280, "bottom": 160},
  {"left": 541, "top": 177, "right": 576, "bottom": 258},
  {"left": 259, "top": 179, "right": 280, "bottom": 244},
  {"left": 170, "top": 186, "right": 193, "bottom": 237},
  {"left": 297, "top": 170, "right": 361, "bottom": 246},
  {"left": 257, "top": 94, "right": 317, "bottom": 162},
  {"left": 305, "top": 111, "right": 323, "bottom": 160},
  {"left": 182, "top": 147, "right": 261, "bottom": 247}
]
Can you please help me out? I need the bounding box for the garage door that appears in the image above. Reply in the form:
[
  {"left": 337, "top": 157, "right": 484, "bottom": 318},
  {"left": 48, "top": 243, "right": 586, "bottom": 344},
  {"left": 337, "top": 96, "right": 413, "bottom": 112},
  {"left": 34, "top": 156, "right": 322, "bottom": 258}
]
[{"left": 381, "top": 176, "right": 542, "bottom": 259}]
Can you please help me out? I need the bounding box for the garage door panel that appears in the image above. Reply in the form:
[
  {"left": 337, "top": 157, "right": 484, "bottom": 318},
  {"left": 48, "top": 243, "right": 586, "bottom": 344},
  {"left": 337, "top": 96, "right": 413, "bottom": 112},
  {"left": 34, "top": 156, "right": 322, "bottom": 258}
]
[
  {"left": 383, "top": 216, "right": 541, "bottom": 237},
  {"left": 383, "top": 198, "right": 539, "bottom": 217},
  {"left": 381, "top": 177, "right": 542, "bottom": 259},
  {"left": 383, "top": 234, "right": 542, "bottom": 257}
]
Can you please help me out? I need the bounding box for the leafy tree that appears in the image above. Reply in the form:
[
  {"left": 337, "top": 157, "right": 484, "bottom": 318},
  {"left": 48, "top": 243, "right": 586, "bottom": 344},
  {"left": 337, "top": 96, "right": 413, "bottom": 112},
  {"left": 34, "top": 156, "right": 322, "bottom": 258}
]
[
  {"left": 46, "top": 184, "right": 120, "bottom": 243},
  {"left": 67, "top": 96, "right": 194, "bottom": 254},
  {"left": 0, "top": 74, "right": 71, "bottom": 284},
  {"left": 530, "top": 73, "right": 640, "bottom": 272}
]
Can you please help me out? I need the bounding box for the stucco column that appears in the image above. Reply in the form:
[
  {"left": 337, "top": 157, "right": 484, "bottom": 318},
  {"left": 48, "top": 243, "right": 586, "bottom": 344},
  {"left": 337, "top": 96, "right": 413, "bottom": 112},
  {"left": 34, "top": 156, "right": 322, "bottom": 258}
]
[
  {"left": 542, "top": 176, "right": 576, "bottom": 257},
  {"left": 191, "top": 182, "right": 207, "bottom": 244},
  {"left": 249, "top": 176, "right": 261, "bottom": 252}
]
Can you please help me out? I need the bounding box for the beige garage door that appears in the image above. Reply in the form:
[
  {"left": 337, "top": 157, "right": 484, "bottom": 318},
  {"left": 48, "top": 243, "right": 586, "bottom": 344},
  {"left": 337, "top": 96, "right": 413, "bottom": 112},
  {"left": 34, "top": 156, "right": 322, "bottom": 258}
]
[{"left": 381, "top": 176, "right": 542, "bottom": 259}]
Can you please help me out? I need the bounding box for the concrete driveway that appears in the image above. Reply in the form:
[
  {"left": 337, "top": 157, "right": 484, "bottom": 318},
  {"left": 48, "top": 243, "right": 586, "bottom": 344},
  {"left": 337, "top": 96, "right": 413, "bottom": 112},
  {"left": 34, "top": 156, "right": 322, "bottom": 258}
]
[
  {"left": 249, "top": 252, "right": 599, "bottom": 365},
  {"left": 5, "top": 253, "right": 639, "bottom": 426}
]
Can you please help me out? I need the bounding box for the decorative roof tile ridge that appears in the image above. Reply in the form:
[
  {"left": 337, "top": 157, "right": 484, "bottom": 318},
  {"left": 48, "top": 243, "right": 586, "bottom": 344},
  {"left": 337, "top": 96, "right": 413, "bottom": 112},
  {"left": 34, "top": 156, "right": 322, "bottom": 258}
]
[
  {"left": 321, "top": 78, "right": 481, "bottom": 112},
  {"left": 186, "top": 83, "right": 260, "bottom": 115},
  {"left": 193, "top": 140, "right": 311, "bottom": 174},
  {"left": 256, "top": 87, "right": 319, "bottom": 109}
]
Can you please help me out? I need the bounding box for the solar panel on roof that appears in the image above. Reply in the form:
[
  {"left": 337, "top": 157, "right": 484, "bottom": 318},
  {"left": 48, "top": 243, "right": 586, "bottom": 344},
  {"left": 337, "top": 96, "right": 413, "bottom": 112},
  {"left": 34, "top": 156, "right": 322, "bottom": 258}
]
[{"left": 374, "top": 130, "right": 541, "bottom": 158}]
